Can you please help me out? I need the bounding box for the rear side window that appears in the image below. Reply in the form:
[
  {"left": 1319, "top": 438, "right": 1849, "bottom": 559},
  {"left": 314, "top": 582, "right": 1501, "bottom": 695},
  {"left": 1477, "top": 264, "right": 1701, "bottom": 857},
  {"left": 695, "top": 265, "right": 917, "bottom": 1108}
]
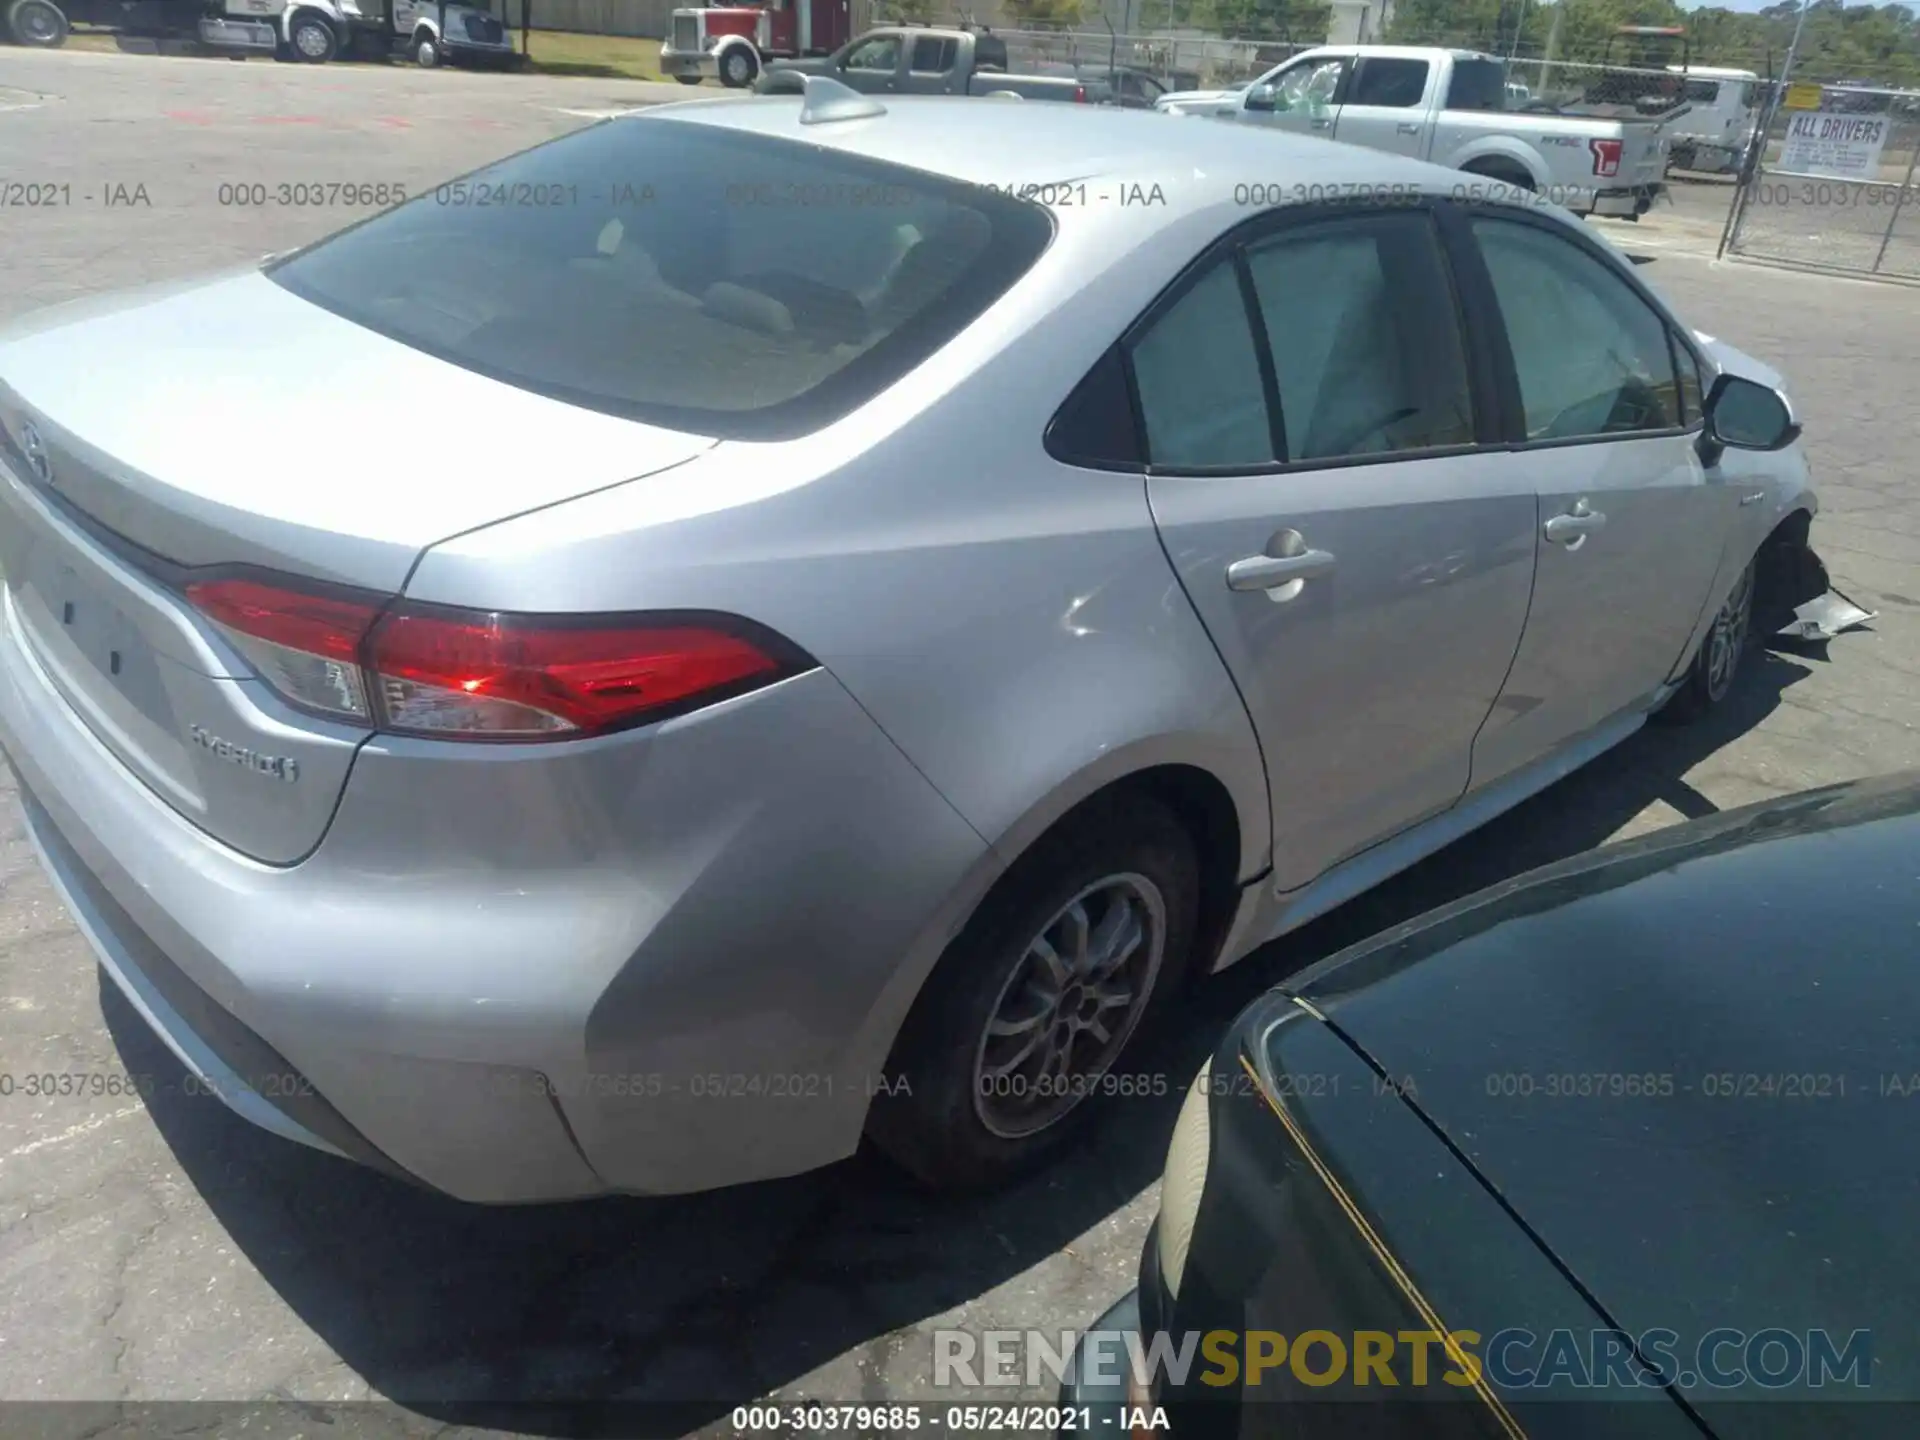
[
  {"left": 1131, "top": 264, "right": 1274, "bottom": 469},
  {"left": 1350, "top": 58, "right": 1430, "bottom": 108},
  {"left": 910, "top": 36, "right": 956, "bottom": 72},
  {"left": 1685, "top": 79, "right": 1721, "bottom": 104},
  {"left": 1445, "top": 58, "right": 1509, "bottom": 112},
  {"left": 269, "top": 120, "right": 1052, "bottom": 440}
]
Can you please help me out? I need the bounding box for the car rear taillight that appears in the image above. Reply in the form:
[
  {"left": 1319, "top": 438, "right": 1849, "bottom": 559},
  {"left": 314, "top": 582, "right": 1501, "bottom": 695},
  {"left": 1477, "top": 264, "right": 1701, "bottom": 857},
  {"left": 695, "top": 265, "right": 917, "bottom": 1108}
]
[
  {"left": 186, "top": 575, "right": 808, "bottom": 740},
  {"left": 1074, "top": 85, "right": 1087, "bottom": 103},
  {"left": 1590, "top": 137, "right": 1623, "bottom": 176},
  {"left": 188, "top": 577, "right": 379, "bottom": 720}
]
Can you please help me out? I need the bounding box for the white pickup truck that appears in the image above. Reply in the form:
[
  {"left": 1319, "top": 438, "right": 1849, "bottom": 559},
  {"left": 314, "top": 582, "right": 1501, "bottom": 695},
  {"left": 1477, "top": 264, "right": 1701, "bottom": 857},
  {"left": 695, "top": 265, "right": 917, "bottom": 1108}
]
[{"left": 1157, "top": 45, "right": 1673, "bottom": 220}]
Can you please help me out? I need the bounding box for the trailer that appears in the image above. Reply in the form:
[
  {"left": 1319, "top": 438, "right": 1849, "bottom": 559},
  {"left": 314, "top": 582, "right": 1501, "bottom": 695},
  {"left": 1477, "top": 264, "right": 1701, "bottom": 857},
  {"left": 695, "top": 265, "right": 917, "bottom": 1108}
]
[
  {"left": 5, "top": 0, "right": 343, "bottom": 58},
  {"left": 4, "top": 0, "right": 512, "bottom": 67}
]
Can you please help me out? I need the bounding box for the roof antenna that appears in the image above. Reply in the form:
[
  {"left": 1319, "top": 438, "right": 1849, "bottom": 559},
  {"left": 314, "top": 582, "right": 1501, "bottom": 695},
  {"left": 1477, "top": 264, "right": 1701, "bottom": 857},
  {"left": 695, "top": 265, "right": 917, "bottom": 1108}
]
[{"left": 798, "top": 74, "right": 889, "bottom": 123}]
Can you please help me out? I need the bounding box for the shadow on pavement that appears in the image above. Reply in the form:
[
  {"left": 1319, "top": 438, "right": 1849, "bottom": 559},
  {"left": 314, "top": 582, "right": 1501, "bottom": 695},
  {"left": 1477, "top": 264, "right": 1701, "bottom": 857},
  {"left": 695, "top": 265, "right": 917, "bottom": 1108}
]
[{"left": 105, "top": 642, "right": 1817, "bottom": 1434}]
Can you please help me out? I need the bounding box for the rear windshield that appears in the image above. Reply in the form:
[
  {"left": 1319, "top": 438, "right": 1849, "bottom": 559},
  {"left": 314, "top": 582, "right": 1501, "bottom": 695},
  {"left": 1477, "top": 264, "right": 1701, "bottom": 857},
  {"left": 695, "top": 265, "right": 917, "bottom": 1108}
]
[
  {"left": 269, "top": 119, "right": 1053, "bottom": 440},
  {"left": 1445, "top": 57, "right": 1510, "bottom": 112}
]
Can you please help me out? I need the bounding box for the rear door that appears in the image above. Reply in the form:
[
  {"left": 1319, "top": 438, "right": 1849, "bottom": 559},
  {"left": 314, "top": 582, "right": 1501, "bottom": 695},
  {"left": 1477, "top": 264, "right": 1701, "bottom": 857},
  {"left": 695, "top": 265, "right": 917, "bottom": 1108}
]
[
  {"left": 901, "top": 33, "right": 958, "bottom": 94},
  {"left": 1135, "top": 204, "right": 1538, "bottom": 892},
  {"left": 1330, "top": 54, "right": 1434, "bottom": 159},
  {"left": 1458, "top": 208, "right": 1735, "bottom": 788}
]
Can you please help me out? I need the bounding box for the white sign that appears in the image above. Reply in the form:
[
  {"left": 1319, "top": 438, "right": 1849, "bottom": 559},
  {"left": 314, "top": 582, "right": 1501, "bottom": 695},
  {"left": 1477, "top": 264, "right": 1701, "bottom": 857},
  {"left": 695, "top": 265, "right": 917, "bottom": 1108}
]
[{"left": 1779, "top": 110, "right": 1890, "bottom": 180}]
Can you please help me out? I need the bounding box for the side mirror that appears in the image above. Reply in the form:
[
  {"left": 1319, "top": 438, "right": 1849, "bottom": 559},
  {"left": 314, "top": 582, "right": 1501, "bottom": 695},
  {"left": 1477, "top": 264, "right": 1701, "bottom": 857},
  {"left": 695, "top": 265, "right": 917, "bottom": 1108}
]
[
  {"left": 1244, "top": 82, "right": 1278, "bottom": 112},
  {"left": 1702, "top": 373, "right": 1800, "bottom": 453}
]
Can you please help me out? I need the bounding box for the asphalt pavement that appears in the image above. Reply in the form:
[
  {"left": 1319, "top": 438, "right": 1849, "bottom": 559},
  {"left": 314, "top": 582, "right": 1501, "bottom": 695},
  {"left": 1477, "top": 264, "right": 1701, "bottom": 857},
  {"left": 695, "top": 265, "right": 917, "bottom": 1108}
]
[{"left": 0, "top": 45, "right": 1916, "bottom": 1433}]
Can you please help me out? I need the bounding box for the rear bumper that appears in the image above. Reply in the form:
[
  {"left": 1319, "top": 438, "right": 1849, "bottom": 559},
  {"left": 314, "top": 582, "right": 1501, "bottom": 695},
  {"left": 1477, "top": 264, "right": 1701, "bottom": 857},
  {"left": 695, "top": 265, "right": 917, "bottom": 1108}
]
[
  {"left": 1588, "top": 182, "right": 1663, "bottom": 217},
  {"left": 1671, "top": 141, "right": 1742, "bottom": 172},
  {"left": 0, "top": 588, "right": 990, "bottom": 1201}
]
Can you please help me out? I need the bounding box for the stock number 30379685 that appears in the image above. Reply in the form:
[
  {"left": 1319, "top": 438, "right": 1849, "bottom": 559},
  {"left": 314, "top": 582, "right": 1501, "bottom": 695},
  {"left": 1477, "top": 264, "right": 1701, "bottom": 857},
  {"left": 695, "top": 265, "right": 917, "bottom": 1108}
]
[{"left": 730, "top": 1405, "right": 1106, "bottom": 1433}]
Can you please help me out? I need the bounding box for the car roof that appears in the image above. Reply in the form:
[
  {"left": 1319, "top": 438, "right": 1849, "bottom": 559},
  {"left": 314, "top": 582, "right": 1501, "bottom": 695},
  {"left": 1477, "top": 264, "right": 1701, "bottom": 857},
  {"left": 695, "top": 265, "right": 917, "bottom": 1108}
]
[{"left": 631, "top": 93, "right": 1476, "bottom": 223}]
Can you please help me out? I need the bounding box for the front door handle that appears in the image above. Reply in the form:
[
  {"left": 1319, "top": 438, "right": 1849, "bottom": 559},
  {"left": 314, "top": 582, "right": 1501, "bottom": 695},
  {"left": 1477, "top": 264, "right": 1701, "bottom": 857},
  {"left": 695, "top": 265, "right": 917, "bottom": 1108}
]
[
  {"left": 1227, "top": 543, "right": 1337, "bottom": 595},
  {"left": 1740, "top": 490, "right": 1767, "bottom": 507},
  {"left": 1543, "top": 498, "right": 1607, "bottom": 551}
]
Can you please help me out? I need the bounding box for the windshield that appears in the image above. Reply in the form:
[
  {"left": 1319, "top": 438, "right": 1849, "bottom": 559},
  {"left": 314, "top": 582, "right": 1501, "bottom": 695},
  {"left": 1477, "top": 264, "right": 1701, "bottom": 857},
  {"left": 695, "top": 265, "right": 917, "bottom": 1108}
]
[{"left": 269, "top": 119, "right": 1053, "bottom": 440}]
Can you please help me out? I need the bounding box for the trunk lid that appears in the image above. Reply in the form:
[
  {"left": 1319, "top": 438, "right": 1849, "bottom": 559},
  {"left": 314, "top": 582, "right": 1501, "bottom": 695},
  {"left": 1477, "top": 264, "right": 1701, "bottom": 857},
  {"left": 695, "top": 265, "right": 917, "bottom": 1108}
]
[{"left": 0, "top": 271, "right": 714, "bottom": 863}]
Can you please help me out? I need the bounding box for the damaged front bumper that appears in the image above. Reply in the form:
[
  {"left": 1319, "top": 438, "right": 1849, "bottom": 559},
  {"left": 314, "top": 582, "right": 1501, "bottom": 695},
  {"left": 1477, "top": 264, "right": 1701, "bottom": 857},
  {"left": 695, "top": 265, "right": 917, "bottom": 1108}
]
[{"left": 1753, "top": 523, "right": 1875, "bottom": 640}]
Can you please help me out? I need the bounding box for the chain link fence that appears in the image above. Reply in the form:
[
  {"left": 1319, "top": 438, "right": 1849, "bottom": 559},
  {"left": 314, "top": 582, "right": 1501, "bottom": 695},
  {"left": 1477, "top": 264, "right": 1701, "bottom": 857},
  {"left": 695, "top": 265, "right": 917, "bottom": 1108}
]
[
  {"left": 1723, "top": 81, "right": 1920, "bottom": 280},
  {"left": 987, "top": 27, "right": 1300, "bottom": 88}
]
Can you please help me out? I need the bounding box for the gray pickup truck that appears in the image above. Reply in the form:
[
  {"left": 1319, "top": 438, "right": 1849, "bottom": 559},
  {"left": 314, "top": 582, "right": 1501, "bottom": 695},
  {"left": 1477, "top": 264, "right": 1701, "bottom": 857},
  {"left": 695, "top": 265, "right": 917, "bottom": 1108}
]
[{"left": 756, "top": 26, "right": 1092, "bottom": 103}]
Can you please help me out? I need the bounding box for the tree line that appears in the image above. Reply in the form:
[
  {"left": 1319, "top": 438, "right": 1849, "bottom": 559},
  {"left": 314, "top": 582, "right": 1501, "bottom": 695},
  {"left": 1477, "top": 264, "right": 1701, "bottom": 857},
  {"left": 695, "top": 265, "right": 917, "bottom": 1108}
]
[{"left": 966, "top": 0, "right": 1920, "bottom": 89}]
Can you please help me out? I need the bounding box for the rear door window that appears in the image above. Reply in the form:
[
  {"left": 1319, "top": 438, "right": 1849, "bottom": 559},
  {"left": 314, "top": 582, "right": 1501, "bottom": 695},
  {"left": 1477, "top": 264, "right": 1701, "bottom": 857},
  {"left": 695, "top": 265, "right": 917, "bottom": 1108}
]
[
  {"left": 910, "top": 36, "right": 956, "bottom": 73},
  {"left": 1349, "top": 58, "right": 1430, "bottom": 109},
  {"left": 269, "top": 121, "right": 1052, "bottom": 440},
  {"left": 1445, "top": 57, "right": 1510, "bottom": 112}
]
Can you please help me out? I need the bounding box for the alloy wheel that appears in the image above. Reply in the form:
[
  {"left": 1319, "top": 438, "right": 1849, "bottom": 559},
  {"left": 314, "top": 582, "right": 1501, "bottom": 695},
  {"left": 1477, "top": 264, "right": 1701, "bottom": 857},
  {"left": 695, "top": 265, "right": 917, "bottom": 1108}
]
[
  {"left": 1705, "top": 562, "right": 1755, "bottom": 702},
  {"left": 972, "top": 874, "right": 1165, "bottom": 1140}
]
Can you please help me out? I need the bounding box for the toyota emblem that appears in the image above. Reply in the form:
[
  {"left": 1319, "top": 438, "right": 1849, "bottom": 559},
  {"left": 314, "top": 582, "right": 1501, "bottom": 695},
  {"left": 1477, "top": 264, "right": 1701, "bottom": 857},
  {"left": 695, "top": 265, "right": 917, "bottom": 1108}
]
[{"left": 18, "top": 423, "right": 52, "bottom": 487}]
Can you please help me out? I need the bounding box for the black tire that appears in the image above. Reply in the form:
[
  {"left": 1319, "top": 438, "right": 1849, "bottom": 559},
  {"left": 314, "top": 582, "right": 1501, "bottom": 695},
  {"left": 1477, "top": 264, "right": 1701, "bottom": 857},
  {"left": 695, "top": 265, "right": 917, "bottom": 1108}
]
[
  {"left": 674, "top": 73, "right": 702, "bottom": 85},
  {"left": 717, "top": 44, "right": 757, "bottom": 88},
  {"left": 6, "top": 0, "right": 68, "bottom": 47},
  {"left": 287, "top": 11, "right": 336, "bottom": 61},
  {"left": 867, "top": 794, "right": 1199, "bottom": 1191},
  {"left": 1657, "top": 557, "right": 1756, "bottom": 724}
]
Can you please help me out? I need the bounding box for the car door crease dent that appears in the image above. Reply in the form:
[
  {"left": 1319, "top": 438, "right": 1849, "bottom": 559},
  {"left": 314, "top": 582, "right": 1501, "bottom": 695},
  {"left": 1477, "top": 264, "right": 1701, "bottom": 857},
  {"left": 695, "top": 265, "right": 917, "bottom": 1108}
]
[{"left": 1303, "top": 1008, "right": 1721, "bottom": 1436}]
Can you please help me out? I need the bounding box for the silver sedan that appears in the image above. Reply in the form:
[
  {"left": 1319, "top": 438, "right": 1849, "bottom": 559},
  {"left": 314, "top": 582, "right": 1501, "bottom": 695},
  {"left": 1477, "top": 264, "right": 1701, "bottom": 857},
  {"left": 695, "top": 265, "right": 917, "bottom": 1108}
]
[{"left": 0, "top": 83, "right": 1820, "bottom": 1201}]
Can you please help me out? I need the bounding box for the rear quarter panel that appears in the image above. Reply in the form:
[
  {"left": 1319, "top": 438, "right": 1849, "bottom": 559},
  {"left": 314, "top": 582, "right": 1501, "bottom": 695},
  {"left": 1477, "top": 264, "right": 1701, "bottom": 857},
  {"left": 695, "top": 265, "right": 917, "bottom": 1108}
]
[{"left": 401, "top": 208, "right": 1273, "bottom": 1006}]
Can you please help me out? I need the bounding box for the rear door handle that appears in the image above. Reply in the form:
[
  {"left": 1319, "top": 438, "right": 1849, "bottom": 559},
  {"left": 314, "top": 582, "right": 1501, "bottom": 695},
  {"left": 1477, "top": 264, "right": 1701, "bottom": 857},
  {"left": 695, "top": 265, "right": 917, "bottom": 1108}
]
[
  {"left": 1740, "top": 490, "right": 1767, "bottom": 507},
  {"left": 1543, "top": 499, "right": 1607, "bottom": 550},
  {"left": 1226, "top": 548, "right": 1337, "bottom": 592},
  {"left": 1397, "top": 121, "right": 1421, "bottom": 134},
  {"left": 1310, "top": 117, "right": 1333, "bottom": 129}
]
